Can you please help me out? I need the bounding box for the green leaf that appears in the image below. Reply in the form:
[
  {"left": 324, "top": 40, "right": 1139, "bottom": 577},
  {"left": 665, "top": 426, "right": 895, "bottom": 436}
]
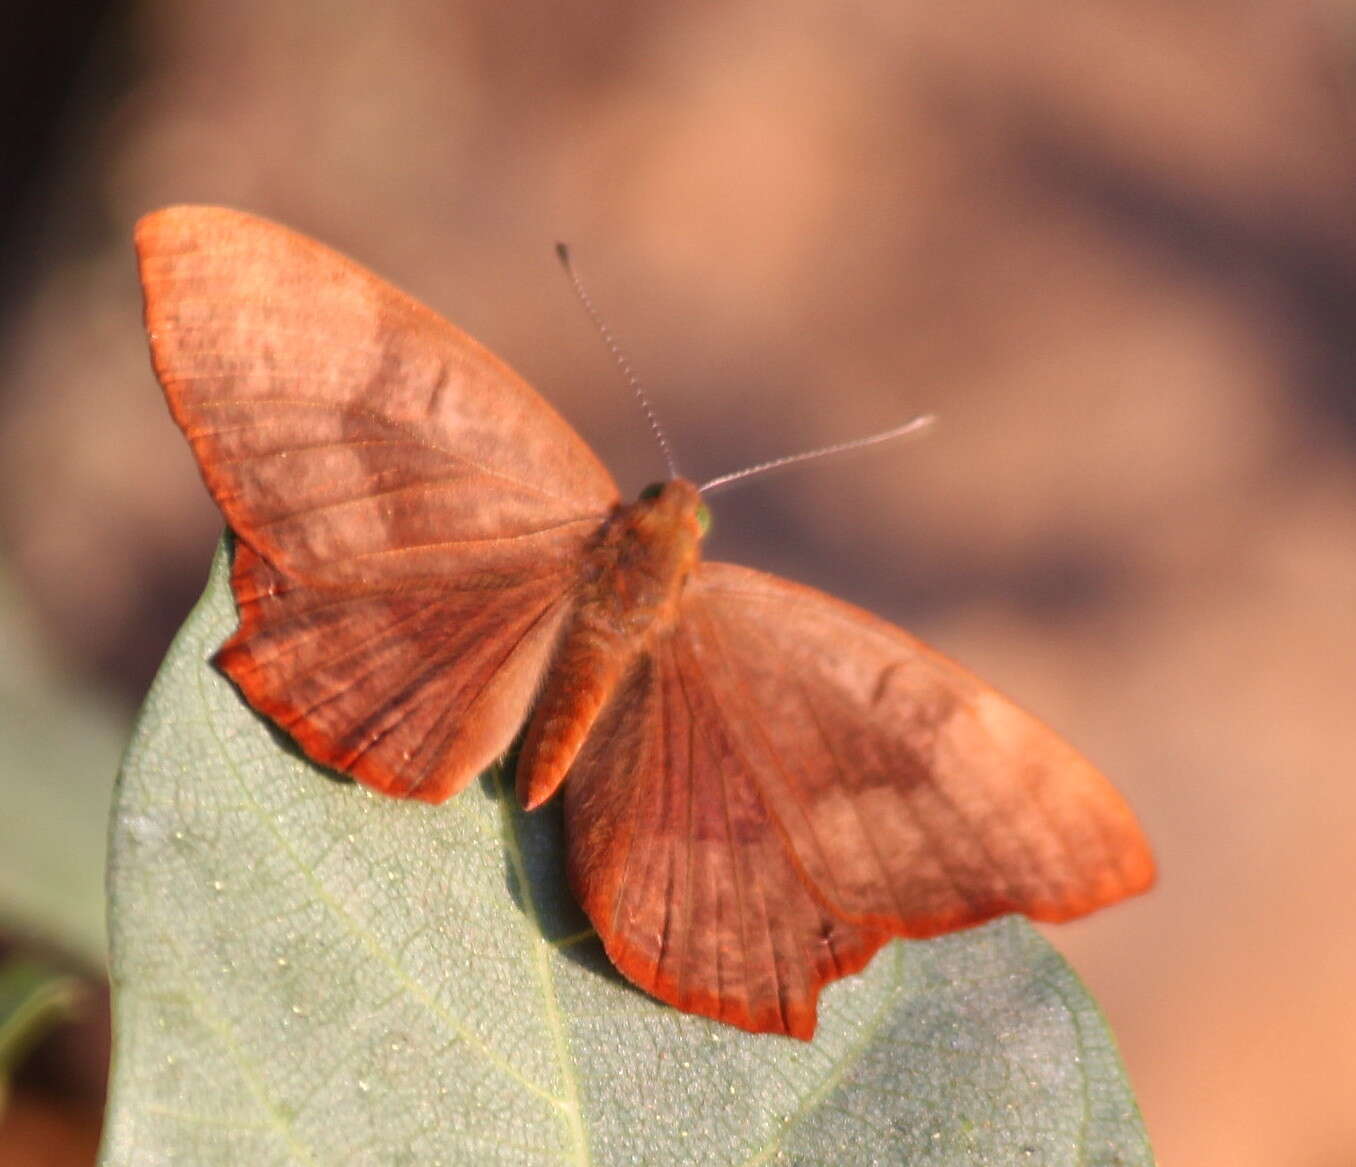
[
  {"left": 0, "top": 560, "right": 124, "bottom": 967},
  {"left": 103, "top": 542, "right": 1152, "bottom": 1165},
  {"left": 0, "top": 957, "right": 83, "bottom": 1099}
]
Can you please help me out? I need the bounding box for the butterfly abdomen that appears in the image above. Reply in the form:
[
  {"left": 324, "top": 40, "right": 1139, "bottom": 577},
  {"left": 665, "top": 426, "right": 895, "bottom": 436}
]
[{"left": 515, "top": 612, "right": 631, "bottom": 810}]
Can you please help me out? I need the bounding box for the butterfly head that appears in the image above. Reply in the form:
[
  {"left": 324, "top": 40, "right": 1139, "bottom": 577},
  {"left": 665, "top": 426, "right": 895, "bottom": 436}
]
[{"left": 637, "top": 478, "right": 711, "bottom": 540}]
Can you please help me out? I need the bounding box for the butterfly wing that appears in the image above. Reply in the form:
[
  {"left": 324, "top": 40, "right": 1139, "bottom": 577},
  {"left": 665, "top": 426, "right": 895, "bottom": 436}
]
[
  {"left": 137, "top": 206, "right": 619, "bottom": 800},
  {"left": 565, "top": 561, "right": 1153, "bottom": 1037},
  {"left": 216, "top": 541, "right": 576, "bottom": 801},
  {"left": 685, "top": 564, "right": 1155, "bottom": 933},
  {"left": 563, "top": 639, "right": 892, "bottom": 1039},
  {"left": 137, "top": 205, "right": 618, "bottom": 583}
]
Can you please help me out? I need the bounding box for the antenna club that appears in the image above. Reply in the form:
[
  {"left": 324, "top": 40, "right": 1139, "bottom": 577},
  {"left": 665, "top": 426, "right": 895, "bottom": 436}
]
[{"left": 555, "top": 242, "right": 571, "bottom": 266}]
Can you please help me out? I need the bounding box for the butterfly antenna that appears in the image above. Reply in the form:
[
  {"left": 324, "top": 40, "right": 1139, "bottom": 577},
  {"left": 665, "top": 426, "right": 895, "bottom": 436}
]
[
  {"left": 555, "top": 243, "right": 680, "bottom": 479},
  {"left": 698, "top": 413, "right": 936, "bottom": 495}
]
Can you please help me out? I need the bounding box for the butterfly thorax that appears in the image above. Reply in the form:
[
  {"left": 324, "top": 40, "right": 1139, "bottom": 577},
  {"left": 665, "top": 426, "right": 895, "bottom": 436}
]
[
  {"left": 582, "top": 478, "right": 707, "bottom": 634},
  {"left": 515, "top": 478, "right": 708, "bottom": 810}
]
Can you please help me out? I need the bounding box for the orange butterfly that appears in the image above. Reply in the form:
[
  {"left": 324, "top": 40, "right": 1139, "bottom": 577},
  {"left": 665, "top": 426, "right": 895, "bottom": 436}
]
[{"left": 136, "top": 206, "right": 1154, "bottom": 1040}]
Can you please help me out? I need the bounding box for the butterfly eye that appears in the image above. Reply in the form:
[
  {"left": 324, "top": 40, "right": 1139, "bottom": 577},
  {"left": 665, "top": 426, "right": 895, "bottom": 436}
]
[
  {"left": 696, "top": 502, "right": 711, "bottom": 535},
  {"left": 639, "top": 482, "right": 664, "bottom": 501}
]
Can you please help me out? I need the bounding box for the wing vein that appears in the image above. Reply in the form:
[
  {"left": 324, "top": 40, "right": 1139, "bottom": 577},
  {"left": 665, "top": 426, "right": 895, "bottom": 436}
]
[
  {"left": 402, "top": 591, "right": 572, "bottom": 798},
  {"left": 175, "top": 395, "right": 604, "bottom": 509},
  {"left": 794, "top": 677, "right": 906, "bottom": 919},
  {"left": 676, "top": 645, "right": 696, "bottom": 1006},
  {"left": 652, "top": 649, "right": 677, "bottom": 991},
  {"left": 604, "top": 672, "right": 651, "bottom": 948},
  {"left": 267, "top": 606, "right": 441, "bottom": 723},
  {"left": 341, "top": 522, "right": 598, "bottom": 563},
  {"left": 685, "top": 606, "right": 856, "bottom": 916}
]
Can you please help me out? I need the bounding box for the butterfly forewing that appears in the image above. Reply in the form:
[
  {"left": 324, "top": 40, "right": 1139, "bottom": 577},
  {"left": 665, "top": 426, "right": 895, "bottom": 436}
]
[
  {"left": 136, "top": 206, "right": 618, "bottom": 588},
  {"left": 683, "top": 563, "right": 1155, "bottom": 934}
]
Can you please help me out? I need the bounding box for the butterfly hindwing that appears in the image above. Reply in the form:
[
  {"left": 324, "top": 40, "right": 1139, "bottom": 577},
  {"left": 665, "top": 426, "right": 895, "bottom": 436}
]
[
  {"left": 218, "top": 542, "right": 576, "bottom": 801},
  {"left": 563, "top": 637, "right": 892, "bottom": 1038}
]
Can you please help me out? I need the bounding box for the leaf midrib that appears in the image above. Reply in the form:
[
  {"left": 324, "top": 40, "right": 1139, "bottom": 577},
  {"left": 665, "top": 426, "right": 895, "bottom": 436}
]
[{"left": 495, "top": 766, "right": 592, "bottom": 1166}]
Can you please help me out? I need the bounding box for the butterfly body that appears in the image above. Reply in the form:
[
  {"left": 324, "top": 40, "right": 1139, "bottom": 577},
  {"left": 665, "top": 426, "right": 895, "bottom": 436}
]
[
  {"left": 517, "top": 478, "right": 706, "bottom": 810},
  {"left": 137, "top": 205, "right": 1154, "bottom": 1040}
]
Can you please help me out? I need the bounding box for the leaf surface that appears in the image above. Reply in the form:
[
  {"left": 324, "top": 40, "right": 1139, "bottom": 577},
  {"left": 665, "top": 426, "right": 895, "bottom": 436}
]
[{"left": 103, "top": 543, "right": 1152, "bottom": 1165}]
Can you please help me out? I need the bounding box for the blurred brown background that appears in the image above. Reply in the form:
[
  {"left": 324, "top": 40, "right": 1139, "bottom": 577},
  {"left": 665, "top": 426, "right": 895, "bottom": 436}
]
[{"left": 2, "top": 2, "right": 1355, "bottom": 1163}]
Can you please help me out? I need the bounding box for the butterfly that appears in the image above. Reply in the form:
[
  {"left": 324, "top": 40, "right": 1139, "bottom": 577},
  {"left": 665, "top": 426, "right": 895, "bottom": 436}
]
[{"left": 136, "top": 205, "right": 1154, "bottom": 1040}]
